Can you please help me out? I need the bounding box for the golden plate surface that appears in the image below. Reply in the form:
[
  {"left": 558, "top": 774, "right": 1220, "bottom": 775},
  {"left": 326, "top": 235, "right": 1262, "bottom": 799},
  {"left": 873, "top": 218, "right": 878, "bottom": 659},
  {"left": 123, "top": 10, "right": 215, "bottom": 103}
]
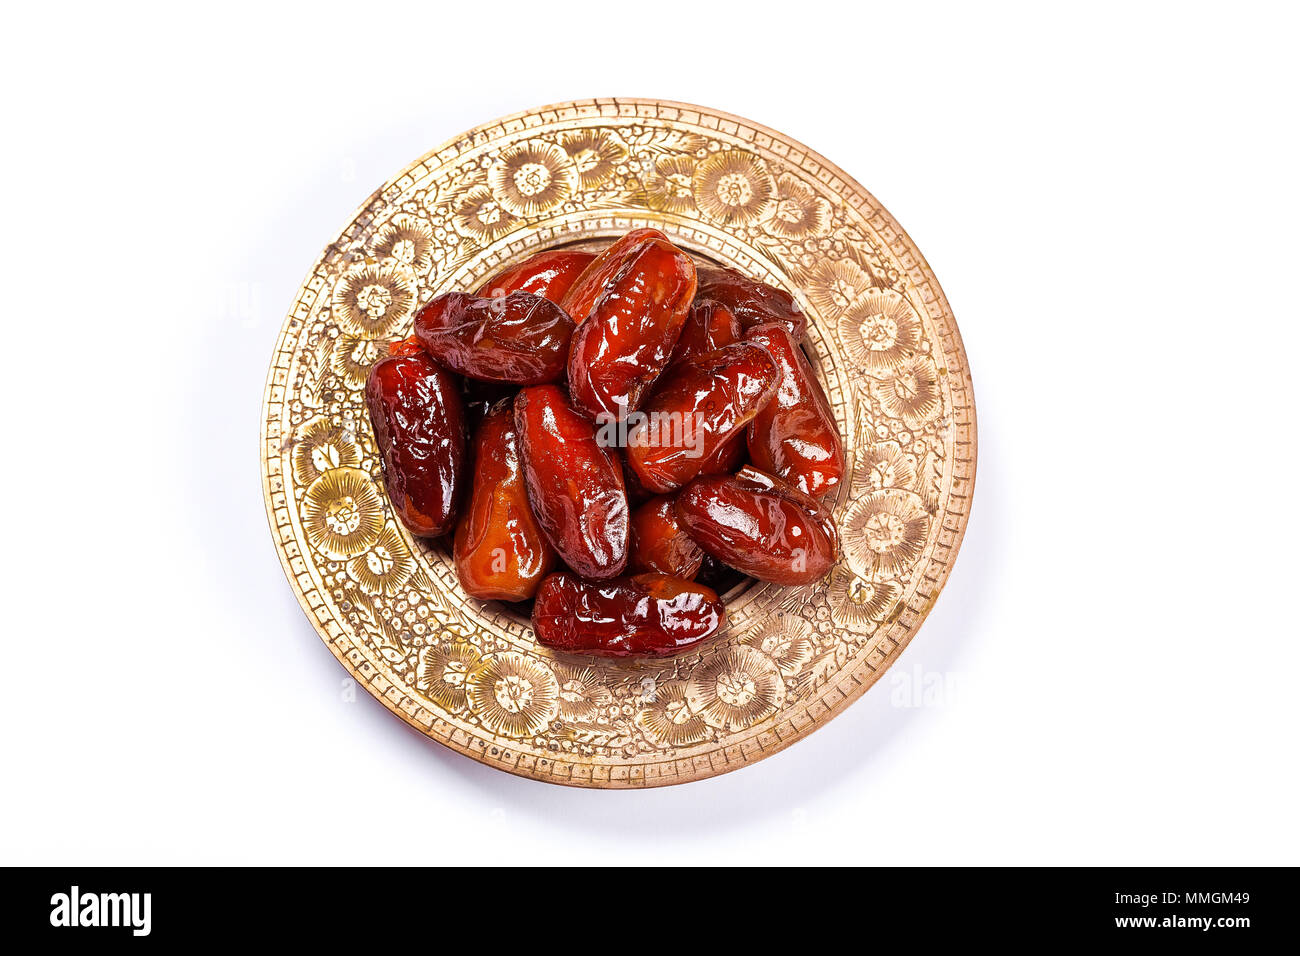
[{"left": 261, "top": 99, "right": 976, "bottom": 787}]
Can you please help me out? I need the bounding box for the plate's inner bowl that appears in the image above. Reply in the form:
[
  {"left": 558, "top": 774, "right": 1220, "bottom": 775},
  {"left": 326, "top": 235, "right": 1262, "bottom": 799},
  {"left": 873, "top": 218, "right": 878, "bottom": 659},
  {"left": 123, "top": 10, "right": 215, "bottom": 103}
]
[{"left": 417, "top": 232, "right": 840, "bottom": 642}]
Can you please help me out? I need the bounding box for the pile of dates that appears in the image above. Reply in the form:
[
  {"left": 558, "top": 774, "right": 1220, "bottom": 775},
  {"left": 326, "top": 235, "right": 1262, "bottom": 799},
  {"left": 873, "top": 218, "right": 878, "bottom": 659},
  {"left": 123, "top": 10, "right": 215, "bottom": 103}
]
[{"left": 366, "top": 229, "right": 844, "bottom": 657}]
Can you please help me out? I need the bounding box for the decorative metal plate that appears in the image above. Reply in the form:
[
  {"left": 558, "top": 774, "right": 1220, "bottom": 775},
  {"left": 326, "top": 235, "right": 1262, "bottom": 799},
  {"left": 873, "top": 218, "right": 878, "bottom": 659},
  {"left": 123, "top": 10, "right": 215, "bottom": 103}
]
[{"left": 260, "top": 99, "right": 976, "bottom": 787}]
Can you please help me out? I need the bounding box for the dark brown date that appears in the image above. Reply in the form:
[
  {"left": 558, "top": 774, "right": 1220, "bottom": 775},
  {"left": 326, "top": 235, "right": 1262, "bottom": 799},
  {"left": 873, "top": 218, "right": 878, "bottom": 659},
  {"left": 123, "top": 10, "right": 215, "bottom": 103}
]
[
  {"left": 675, "top": 465, "right": 839, "bottom": 585},
  {"left": 476, "top": 249, "right": 596, "bottom": 303},
  {"left": 559, "top": 227, "right": 666, "bottom": 324},
  {"left": 625, "top": 342, "right": 778, "bottom": 493},
  {"left": 745, "top": 323, "right": 845, "bottom": 497},
  {"left": 414, "top": 291, "right": 574, "bottom": 385},
  {"left": 567, "top": 238, "right": 697, "bottom": 421},
  {"left": 365, "top": 354, "right": 467, "bottom": 537},
  {"left": 695, "top": 264, "right": 806, "bottom": 339},
  {"left": 629, "top": 495, "right": 704, "bottom": 579},
  {"left": 514, "top": 385, "right": 629, "bottom": 580},
  {"left": 532, "top": 572, "right": 723, "bottom": 657},
  {"left": 454, "top": 402, "right": 556, "bottom": 601},
  {"left": 669, "top": 299, "right": 741, "bottom": 367}
]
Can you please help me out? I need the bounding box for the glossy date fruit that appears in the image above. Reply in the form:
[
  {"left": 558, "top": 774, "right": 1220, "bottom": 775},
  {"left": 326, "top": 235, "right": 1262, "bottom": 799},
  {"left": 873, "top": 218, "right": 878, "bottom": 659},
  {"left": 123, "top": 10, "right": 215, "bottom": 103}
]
[
  {"left": 567, "top": 238, "right": 697, "bottom": 421},
  {"left": 675, "top": 465, "right": 839, "bottom": 585},
  {"left": 629, "top": 495, "right": 704, "bottom": 579},
  {"left": 532, "top": 572, "right": 724, "bottom": 657},
  {"left": 559, "top": 227, "right": 666, "bottom": 324},
  {"left": 476, "top": 248, "right": 595, "bottom": 303},
  {"left": 514, "top": 385, "right": 629, "bottom": 580},
  {"left": 669, "top": 299, "right": 741, "bottom": 366},
  {"left": 414, "top": 290, "right": 575, "bottom": 385},
  {"left": 453, "top": 402, "right": 555, "bottom": 601},
  {"left": 745, "top": 323, "right": 845, "bottom": 497},
  {"left": 365, "top": 354, "right": 467, "bottom": 537},
  {"left": 695, "top": 264, "right": 806, "bottom": 339},
  {"left": 625, "top": 342, "right": 778, "bottom": 493}
]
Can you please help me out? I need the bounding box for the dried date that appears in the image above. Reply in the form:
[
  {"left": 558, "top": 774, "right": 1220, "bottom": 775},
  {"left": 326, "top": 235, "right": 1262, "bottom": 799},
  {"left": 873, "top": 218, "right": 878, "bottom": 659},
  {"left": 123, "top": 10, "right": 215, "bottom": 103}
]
[
  {"left": 567, "top": 238, "right": 696, "bottom": 421},
  {"left": 414, "top": 290, "right": 574, "bottom": 385},
  {"left": 514, "top": 385, "right": 629, "bottom": 579},
  {"left": 625, "top": 342, "right": 778, "bottom": 493},
  {"left": 675, "top": 465, "right": 839, "bottom": 585},
  {"left": 532, "top": 571, "right": 724, "bottom": 657},
  {"left": 365, "top": 354, "right": 468, "bottom": 537},
  {"left": 453, "top": 402, "right": 556, "bottom": 601},
  {"left": 745, "top": 322, "right": 845, "bottom": 497}
]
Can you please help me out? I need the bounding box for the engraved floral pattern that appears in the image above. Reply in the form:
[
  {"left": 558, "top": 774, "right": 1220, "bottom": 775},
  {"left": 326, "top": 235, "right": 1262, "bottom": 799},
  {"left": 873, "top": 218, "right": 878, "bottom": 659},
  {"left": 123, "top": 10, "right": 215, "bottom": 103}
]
[
  {"left": 636, "top": 680, "right": 710, "bottom": 747},
  {"left": 302, "top": 466, "right": 384, "bottom": 559},
  {"left": 686, "top": 646, "right": 786, "bottom": 732},
  {"left": 838, "top": 290, "right": 922, "bottom": 371},
  {"left": 745, "top": 618, "right": 816, "bottom": 677},
  {"left": 843, "top": 489, "right": 932, "bottom": 580},
  {"left": 291, "top": 417, "right": 361, "bottom": 485},
  {"left": 770, "top": 173, "right": 831, "bottom": 239},
  {"left": 331, "top": 265, "right": 414, "bottom": 338},
  {"left": 874, "top": 356, "right": 943, "bottom": 429},
  {"left": 416, "top": 641, "right": 481, "bottom": 714},
  {"left": 827, "top": 568, "right": 901, "bottom": 629},
  {"left": 488, "top": 140, "right": 578, "bottom": 217},
  {"left": 560, "top": 130, "right": 629, "bottom": 190},
  {"left": 330, "top": 334, "right": 387, "bottom": 390},
  {"left": 264, "top": 102, "right": 974, "bottom": 785},
  {"left": 452, "top": 185, "right": 519, "bottom": 244},
  {"left": 555, "top": 663, "right": 614, "bottom": 722},
  {"left": 692, "top": 149, "right": 775, "bottom": 225},
  {"left": 806, "top": 258, "right": 871, "bottom": 315},
  {"left": 467, "top": 652, "right": 559, "bottom": 738},
  {"left": 643, "top": 155, "right": 698, "bottom": 215},
  {"left": 854, "top": 441, "right": 918, "bottom": 494},
  {"left": 372, "top": 215, "right": 435, "bottom": 274},
  {"left": 347, "top": 523, "right": 415, "bottom": 596}
]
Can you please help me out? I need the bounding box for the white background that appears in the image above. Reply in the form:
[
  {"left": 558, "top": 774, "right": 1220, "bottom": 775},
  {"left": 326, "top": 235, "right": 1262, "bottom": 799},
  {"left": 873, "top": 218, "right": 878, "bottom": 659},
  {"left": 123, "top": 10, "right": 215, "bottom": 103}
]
[{"left": 2, "top": 1, "right": 1297, "bottom": 865}]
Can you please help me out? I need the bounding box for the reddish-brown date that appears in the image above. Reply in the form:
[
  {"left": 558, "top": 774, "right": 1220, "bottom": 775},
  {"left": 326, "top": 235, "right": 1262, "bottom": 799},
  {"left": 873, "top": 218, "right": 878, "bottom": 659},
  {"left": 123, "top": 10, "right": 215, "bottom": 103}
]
[
  {"left": 669, "top": 299, "right": 741, "bottom": 366},
  {"left": 629, "top": 495, "right": 704, "bottom": 579},
  {"left": 388, "top": 335, "right": 425, "bottom": 357},
  {"left": 514, "top": 385, "right": 629, "bottom": 580},
  {"left": 559, "top": 227, "right": 666, "bottom": 324},
  {"left": 414, "top": 290, "right": 574, "bottom": 385},
  {"left": 476, "top": 249, "right": 595, "bottom": 303},
  {"left": 625, "top": 342, "right": 778, "bottom": 493},
  {"left": 453, "top": 402, "right": 555, "bottom": 601},
  {"left": 567, "top": 238, "right": 697, "bottom": 421},
  {"left": 532, "top": 572, "right": 724, "bottom": 657},
  {"left": 695, "top": 265, "right": 806, "bottom": 339},
  {"left": 745, "top": 323, "right": 845, "bottom": 497},
  {"left": 365, "top": 354, "right": 467, "bottom": 537},
  {"left": 675, "top": 465, "right": 839, "bottom": 585}
]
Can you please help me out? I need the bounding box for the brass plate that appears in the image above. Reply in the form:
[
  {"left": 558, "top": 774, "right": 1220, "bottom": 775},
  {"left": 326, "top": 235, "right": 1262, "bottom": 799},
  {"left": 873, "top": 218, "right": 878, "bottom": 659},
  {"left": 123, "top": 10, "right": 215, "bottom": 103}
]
[{"left": 260, "top": 99, "right": 976, "bottom": 787}]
